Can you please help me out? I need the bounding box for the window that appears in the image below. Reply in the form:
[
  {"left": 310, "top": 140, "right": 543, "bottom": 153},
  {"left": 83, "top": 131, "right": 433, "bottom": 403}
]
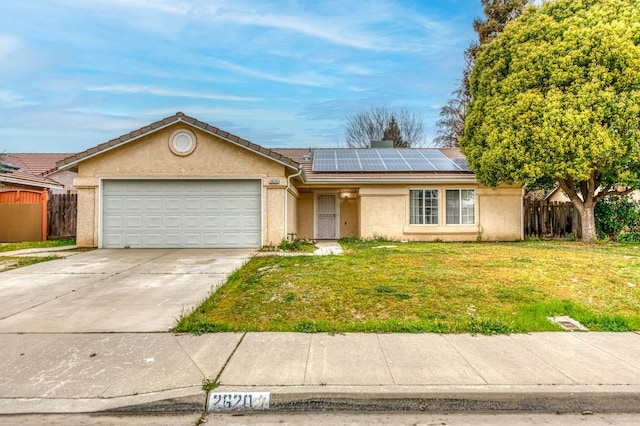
[
  {"left": 410, "top": 189, "right": 439, "bottom": 225},
  {"left": 446, "top": 189, "right": 475, "bottom": 225}
]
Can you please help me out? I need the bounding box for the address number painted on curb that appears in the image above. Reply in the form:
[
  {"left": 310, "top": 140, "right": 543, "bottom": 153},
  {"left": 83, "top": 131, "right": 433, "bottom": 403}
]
[{"left": 208, "top": 392, "right": 270, "bottom": 412}]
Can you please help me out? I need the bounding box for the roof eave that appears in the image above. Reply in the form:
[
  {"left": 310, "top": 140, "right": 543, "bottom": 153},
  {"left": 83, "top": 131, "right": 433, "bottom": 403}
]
[
  {"left": 0, "top": 175, "right": 64, "bottom": 190},
  {"left": 300, "top": 174, "right": 478, "bottom": 185},
  {"left": 57, "top": 114, "right": 300, "bottom": 172}
]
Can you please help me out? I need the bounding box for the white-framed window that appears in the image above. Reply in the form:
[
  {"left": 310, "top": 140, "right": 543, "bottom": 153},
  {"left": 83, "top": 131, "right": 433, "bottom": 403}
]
[
  {"left": 446, "top": 189, "right": 475, "bottom": 225},
  {"left": 409, "top": 189, "right": 439, "bottom": 225}
]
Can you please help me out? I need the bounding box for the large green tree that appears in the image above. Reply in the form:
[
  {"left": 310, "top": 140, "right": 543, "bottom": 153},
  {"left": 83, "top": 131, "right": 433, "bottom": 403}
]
[{"left": 462, "top": 0, "right": 640, "bottom": 242}]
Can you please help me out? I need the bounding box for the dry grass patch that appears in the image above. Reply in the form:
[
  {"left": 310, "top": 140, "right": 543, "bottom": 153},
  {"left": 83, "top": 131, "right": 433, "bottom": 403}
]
[
  {"left": 0, "top": 255, "right": 62, "bottom": 272},
  {"left": 174, "top": 240, "right": 640, "bottom": 334}
]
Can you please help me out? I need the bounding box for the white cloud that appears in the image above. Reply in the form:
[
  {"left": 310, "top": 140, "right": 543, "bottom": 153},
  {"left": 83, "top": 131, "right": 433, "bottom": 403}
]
[
  {"left": 191, "top": 1, "right": 440, "bottom": 53},
  {"left": 209, "top": 10, "right": 388, "bottom": 51},
  {"left": 84, "top": 85, "right": 262, "bottom": 102},
  {"left": 56, "top": 0, "right": 190, "bottom": 15},
  {"left": 0, "top": 34, "right": 21, "bottom": 59},
  {"left": 144, "top": 106, "right": 292, "bottom": 122},
  {"left": 214, "top": 60, "right": 339, "bottom": 88},
  {"left": 0, "top": 89, "right": 34, "bottom": 107}
]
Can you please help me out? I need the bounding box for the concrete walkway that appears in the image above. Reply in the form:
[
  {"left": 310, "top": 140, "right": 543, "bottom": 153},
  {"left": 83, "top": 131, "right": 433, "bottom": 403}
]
[
  {"left": 0, "top": 331, "right": 638, "bottom": 414},
  {"left": 0, "top": 248, "right": 252, "bottom": 333}
]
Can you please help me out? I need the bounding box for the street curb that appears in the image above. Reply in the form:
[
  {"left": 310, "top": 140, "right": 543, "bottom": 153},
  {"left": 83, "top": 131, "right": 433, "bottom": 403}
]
[
  {"left": 0, "top": 387, "right": 205, "bottom": 415},
  {"left": 2, "top": 386, "right": 640, "bottom": 414},
  {"left": 212, "top": 385, "right": 640, "bottom": 414}
]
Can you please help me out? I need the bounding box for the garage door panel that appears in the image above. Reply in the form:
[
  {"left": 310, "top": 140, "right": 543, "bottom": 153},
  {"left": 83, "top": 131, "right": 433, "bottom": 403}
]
[
  {"left": 102, "top": 179, "right": 261, "bottom": 248},
  {"left": 184, "top": 215, "right": 202, "bottom": 228},
  {"left": 125, "top": 198, "right": 143, "bottom": 210},
  {"left": 124, "top": 234, "right": 143, "bottom": 246},
  {"left": 143, "top": 216, "right": 162, "bottom": 228},
  {"left": 145, "top": 198, "right": 162, "bottom": 210},
  {"left": 164, "top": 233, "right": 183, "bottom": 246},
  {"left": 124, "top": 216, "right": 143, "bottom": 229},
  {"left": 144, "top": 234, "right": 163, "bottom": 246}
]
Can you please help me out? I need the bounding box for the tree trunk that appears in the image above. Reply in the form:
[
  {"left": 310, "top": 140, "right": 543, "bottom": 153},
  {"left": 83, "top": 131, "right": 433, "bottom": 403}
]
[
  {"left": 556, "top": 177, "right": 599, "bottom": 243},
  {"left": 580, "top": 203, "right": 598, "bottom": 243}
]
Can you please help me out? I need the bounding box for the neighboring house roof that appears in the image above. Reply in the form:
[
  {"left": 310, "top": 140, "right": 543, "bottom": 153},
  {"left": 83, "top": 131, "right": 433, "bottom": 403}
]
[
  {"left": 0, "top": 153, "right": 70, "bottom": 191},
  {"left": 5, "top": 153, "right": 74, "bottom": 176},
  {"left": 56, "top": 112, "right": 300, "bottom": 172},
  {"left": 0, "top": 166, "right": 64, "bottom": 190}
]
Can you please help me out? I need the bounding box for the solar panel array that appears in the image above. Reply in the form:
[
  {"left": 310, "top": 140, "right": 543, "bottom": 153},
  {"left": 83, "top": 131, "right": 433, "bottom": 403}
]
[{"left": 312, "top": 149, "right": 469, "bottom": 172}]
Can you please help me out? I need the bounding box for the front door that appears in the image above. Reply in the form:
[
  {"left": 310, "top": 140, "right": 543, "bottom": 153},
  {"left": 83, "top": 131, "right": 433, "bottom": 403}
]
[{"left": 316, "top": 194, "right": 338, "bottom": 239}]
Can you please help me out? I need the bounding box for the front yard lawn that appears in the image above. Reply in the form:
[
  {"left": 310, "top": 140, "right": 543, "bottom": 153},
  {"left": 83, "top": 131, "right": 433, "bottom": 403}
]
[
  {"left": 174, "top": 240, "right": 640, "bottom": 334},
  {"left": 0, "top": 239, "right": 75, "bottom": 253}
]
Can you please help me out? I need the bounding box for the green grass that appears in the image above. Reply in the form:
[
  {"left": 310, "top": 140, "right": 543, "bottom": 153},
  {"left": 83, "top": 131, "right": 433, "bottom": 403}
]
[
  {"left": 0, "top": 239, "right": 75, "bottom": 253},
  {"left": 174, "top": 240, "right": 640, "bottom": 334},
  {"left": 0, "top": 255, "right": 62, "bottom": 272}
]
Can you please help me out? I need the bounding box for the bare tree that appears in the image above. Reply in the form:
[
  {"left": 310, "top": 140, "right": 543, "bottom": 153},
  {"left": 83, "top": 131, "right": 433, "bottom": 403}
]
[{"left": 344, "top": 106, "right": 425, "bottom": 148}]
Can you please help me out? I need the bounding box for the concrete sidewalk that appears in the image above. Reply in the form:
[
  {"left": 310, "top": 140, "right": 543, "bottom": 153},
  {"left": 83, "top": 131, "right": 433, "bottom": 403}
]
[{"left": 0, "top": 331, "right": 639, "bottom": 414}]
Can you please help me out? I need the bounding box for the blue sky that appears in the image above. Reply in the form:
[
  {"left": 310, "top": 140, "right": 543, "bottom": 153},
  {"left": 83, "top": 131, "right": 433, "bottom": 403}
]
[{"left": 0, "top": 0, "right": 483, "bottom": 153}]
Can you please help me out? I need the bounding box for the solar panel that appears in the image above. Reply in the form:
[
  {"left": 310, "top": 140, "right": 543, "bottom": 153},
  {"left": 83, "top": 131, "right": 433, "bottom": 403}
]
[{"left": 311, "top": 149, "right": 470, "bottom": 173}]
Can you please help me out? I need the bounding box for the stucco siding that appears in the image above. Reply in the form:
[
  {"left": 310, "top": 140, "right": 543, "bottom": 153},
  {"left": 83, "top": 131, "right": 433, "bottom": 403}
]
[
  {"left": 47, "top": 170, "right": 77, "bottom": 194},
  {"left": 296, "top": 192, "right": 314, "bottom": 240},
  {"left": 74, "top": 179, "right": 97, "bottom": 247},
  {"left": 477, "top": 186, "right": 523, "bottom": 241},
  {"left": 287, "top": 188, "right": 298, "bottom": 239},
  {"left": 357, "top": 184, "right": 522, "bottom": 242},
  {"left": 359, "top": 187, "right": 406, "bottom": 240},
  {"left": 74, "top": 123, "right": 288, "bottom": 247},
  {"left": 340, "top": 196, "right": 359, "bottom": 238},
  {"left": 265, "top": 184, "right": 285, "bottom": 245}
]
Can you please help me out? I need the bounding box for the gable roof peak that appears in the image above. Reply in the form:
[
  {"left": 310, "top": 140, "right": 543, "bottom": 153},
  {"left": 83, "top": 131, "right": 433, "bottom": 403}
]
[{"left": 56, "top": 112, "right": 300, "bottom": 172}]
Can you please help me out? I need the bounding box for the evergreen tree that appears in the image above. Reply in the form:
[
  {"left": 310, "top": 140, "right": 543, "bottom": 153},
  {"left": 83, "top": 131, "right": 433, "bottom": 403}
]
[
  {"left": 434, "top": 0, "right": 530, "bottom": 147},
  {"left": 462, "top": 0, "right": 640, "bottom": 242},
  {"left": 383, "top": 117, "right": 406, "bottom": 147}
]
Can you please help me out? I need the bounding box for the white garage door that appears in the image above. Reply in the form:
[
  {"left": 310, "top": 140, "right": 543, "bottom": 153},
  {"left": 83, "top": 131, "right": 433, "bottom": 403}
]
[{"left": 102, "top": 180, "right": 261, "bottom": 248}]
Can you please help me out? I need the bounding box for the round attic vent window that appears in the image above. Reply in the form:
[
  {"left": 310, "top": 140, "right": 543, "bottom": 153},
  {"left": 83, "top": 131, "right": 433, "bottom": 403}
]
[{"left": 169, "top": 130, "right": 196, "bottom": 156}]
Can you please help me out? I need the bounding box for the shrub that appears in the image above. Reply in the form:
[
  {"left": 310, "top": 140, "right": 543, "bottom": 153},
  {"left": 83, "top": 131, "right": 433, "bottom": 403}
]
[{"left": 595, "top": 196, "right": 640, "bottom": 240}]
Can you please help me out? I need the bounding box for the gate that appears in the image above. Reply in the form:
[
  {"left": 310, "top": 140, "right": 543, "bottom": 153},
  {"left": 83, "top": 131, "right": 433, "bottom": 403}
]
[
  {"left": 47, "top": 193, "right": 77, "bottom": 239},
  {"left": 524, "top": 200, "right": 582, "bottom": 239},
  {"left": 0, "top": 190, "right": 48, "bottom": 242}
]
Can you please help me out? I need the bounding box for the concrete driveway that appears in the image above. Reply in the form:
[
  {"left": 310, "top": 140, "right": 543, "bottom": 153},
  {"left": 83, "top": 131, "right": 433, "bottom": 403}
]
[{"left": 0, "top": 249, "right": 252, "bottom": 333}]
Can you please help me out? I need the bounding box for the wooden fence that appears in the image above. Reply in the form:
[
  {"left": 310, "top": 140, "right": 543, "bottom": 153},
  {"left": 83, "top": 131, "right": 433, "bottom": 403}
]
[
  {"left": 47, "top": 193, "right": 77, "bottom": 239},
  {"left": 524, "top": 200, "right": 582, "bottom": 239}
]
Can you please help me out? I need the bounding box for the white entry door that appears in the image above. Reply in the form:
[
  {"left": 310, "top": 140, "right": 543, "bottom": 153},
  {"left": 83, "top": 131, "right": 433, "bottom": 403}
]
[{"left": 316, "top": 194, "right": 338, "bottom": 239}]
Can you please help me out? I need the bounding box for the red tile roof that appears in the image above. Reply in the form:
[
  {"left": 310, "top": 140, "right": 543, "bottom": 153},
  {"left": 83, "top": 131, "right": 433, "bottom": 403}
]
[
  {"left": 0, "top": 153, "right": 68, "bottom": 189},
  {"left": 5, "top": 153, "right": 74, "bottom": 175}
]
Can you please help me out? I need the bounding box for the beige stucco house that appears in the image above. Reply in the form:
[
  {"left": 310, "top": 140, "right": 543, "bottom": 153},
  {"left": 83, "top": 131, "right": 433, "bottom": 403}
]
[{"left": 57, "top": 113, "right": 524, "bottom": 248}]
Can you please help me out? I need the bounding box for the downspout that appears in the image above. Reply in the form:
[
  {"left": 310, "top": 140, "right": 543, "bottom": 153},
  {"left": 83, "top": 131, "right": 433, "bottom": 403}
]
[{"left": 284, "top": 166, "right": 303, "bottom": 241}]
